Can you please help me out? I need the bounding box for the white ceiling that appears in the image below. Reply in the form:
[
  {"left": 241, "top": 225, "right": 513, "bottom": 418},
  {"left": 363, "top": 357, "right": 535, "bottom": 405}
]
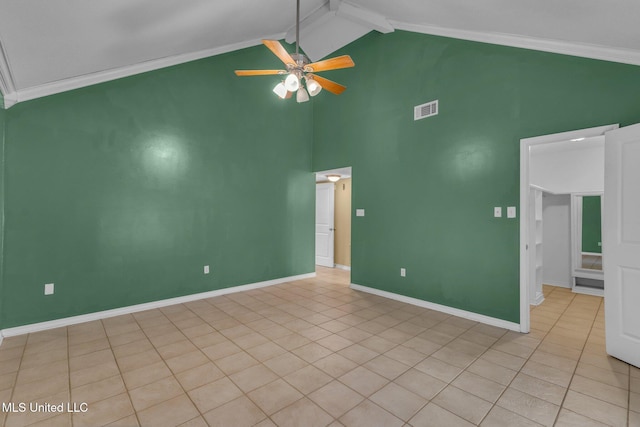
[
  {"left": 315, "top": 166, "right": 352, "bottom": 182},
  {"left": 2, "top": 0, "right": 640, "bottom": 107}
]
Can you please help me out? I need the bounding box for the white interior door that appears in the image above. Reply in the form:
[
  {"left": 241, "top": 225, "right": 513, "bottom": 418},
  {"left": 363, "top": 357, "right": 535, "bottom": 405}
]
[
  {"left": 315, "top": 183, "right": 335, "bottom": 267},
  {"left": 604, "top": 123, "right": 640, "bottom": 368}
]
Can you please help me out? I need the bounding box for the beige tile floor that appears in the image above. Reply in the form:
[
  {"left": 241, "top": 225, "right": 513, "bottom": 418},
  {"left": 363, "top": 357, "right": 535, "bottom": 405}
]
[{"left": 0, "top": 268, "right": 638, "bottom": 426}]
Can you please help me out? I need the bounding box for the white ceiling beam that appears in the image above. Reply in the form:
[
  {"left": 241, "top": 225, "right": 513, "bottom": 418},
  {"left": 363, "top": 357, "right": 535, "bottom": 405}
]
[
  {"left": 285, "top": 3, "right": 335, "bottom": 44},
  {"left": 337, "top": 2, "right": 394, "bottom": 34}
]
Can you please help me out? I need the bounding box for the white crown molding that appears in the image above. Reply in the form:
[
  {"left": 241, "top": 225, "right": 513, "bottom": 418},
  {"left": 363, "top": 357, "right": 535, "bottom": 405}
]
[
  {"left": 3, "top": 32, "right": 286, "bottom": 108},
  {"left": 1, "top": 93, "right": 17, "bottom": 109},
  {"left": 4, "top": 19, "right": 639, "bottom": 108},
  {"left": 0, "top": 271, "right": 315, "bottom": 340},
  {"left": 391, "top": 21, "right": 640, "bottom": 67},
  {"left": 337, "top": 2, "right": 394, "bottom": 34},
  {"left": 0, "top": 34, "right": 17, "bottom": 109},
  {"left": 350, "top": 283, "right": 521, "bottom": 332}
]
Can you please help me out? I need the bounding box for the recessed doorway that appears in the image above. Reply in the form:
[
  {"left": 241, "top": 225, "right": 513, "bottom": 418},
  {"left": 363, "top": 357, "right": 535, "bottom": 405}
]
[
  {"left": 314, "top": 167, "right": 352, "bottom": 273},
  {"left": 519, "top": 124, "right": 616, "bottom": 332}
]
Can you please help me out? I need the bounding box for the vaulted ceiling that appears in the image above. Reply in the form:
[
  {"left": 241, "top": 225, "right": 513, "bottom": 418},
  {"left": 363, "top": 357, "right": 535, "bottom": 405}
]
[{"left": 2, "top": 0, "right": 640, "bottom": 107}]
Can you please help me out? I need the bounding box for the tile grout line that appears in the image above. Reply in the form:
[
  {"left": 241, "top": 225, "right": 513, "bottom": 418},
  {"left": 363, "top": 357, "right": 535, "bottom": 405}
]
[
  {"left": 434, "top": 328, "right": 513, "bottom": 425},
  {"left": 383, "top": 317, "right": 512, "bottom": 425},
  {"left": 178, "top": 300, "right": 285, "bottom": 426},
  {"left": 4, "top": 334, "right": 27, "bottom": 426},
  {"left": 67, "top": 326, "right": 73, "bottom": 427},
  {"left": 549, "top": 291, "right": 601, "bottom": 426},
  {"left": 102, "top": 317, "right": 144, "bottom": 427},
  {"left": 133, "top": 306, "right": 212, "bottom": 425},
  {"left": 477, "top": 286, "right": 576, "bottom": 426}
]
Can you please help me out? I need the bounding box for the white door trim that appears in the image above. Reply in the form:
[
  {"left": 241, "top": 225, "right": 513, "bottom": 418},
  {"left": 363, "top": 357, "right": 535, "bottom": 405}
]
[{"left": 519, "top": 124, "right": 618, "bottom": 333}]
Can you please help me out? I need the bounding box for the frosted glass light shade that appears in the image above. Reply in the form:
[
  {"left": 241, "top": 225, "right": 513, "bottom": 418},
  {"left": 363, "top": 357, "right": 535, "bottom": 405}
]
[
  {"left": 296, "top": 87, "right": 309, "bottom": 103},
  {"left": 326, "top": 174, "right": 340, "bottom": 182},
  {"left": 273, "top": 82, "right": 287, "bottom": 99},
  {"left": 307, "top": 78, "right": 322, "bottom": 96},
  {"left": 284, "top": 73, "right": 300, "bottom": 92}
]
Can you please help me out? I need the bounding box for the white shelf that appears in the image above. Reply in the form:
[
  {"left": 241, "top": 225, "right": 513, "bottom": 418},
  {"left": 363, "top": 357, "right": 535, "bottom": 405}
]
[{"left": 529, "top": 187, "right": 544, "bottom": 305}]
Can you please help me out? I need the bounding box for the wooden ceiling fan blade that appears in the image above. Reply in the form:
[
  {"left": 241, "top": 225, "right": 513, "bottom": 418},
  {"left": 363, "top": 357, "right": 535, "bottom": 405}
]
[
  {"left": 312, "top": 75, "right": 347, "bottom": 95},
  {"left": 235, "top": 69, "right": 285, "bottom": 76},
  {"left": 262, "top": 40, "right": 296, "bottom": 67},
  {"left": 306, "top": 55, "right": 355, "bottom": 73}
]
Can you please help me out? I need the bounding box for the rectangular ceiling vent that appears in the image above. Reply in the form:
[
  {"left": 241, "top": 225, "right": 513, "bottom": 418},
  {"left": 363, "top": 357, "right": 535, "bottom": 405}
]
[{"left": 414, "top": 100, "right": 438, "bottom": 121}]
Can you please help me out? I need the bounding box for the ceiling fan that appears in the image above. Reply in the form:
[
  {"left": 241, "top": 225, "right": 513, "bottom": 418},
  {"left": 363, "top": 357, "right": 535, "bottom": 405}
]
[{"left": 234, "top": 0, "right": 355, "bottom": 102}]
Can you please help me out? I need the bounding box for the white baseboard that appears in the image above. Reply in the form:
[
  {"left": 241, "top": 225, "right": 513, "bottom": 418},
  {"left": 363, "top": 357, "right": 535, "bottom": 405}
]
[
  {"left": 542, "top": 280, "right": 571, "bottom": 289},
  {"left": 572, "top": 285, "right": 604, "bottom": 297},
  {"left": 0, "top": 272, "right": 316, "bottom": 340},
  {"left": 335, "top": 264, "right": 351, "bottom": 271},
  {"left": 350, "top": 283, "right": 521, "bottom": 332},
  {"left": 530, "top": 291, "right": 545, "bottom": 306}
]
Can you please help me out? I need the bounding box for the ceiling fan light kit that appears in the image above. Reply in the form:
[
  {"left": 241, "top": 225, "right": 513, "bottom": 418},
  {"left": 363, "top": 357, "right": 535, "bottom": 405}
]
[
  {"left": 305, "top": 76, "right": 322, "bottom": 96},
  {"left": 296, "top": 86, "right": 310, "bottom": 103},
  {"left": 235, "top": 0, "right": 354, "bottom": 102},
  {"left": 273, "top": 82, "right": 288, "bottom": 99},
  {"left": 284, "top": 73, "right": 300, "bottom": 92}
]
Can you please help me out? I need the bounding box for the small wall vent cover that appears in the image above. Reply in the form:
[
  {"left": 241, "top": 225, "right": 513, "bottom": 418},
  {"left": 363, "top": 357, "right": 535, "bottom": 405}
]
[{"left": 414, "top": 100, "right": 438, "bottom": 121}]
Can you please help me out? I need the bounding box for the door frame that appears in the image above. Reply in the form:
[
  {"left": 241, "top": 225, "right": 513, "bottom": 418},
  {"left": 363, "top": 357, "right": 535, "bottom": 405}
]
[
  {"left": 314, "top": 166, "right": 353, "bottom": 270},
  {"left": 519, "top": 124, "right": 618, "bottom": 333},
  {"left": 315, "top": 182, "right": 335, "bottom": 267}
]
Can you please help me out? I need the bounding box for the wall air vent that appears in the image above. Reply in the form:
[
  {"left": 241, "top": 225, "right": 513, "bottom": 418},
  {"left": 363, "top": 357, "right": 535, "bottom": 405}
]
[{"left": 414, "top": 100, "right": 438, "bottom": 121}]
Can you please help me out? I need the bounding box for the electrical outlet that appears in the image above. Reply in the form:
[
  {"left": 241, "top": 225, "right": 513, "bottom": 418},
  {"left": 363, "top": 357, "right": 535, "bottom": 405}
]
[
  {"left": 598, "top": 242, "right": 602, "bottom": 247},
  {"left": 494, "top": 207, "right": 502, "bottom": 218},
  {"left": 356, "top": 209, "right": 365, "bottom": 217},
  {"left": 400, "top": 268, "right": 406, "bottom": 277},
  {"left": 204, "top": 265, "right": 210, "bottom": 274},
  {"left": 44, "top": 283, "right": 54, "bottom": 295}
]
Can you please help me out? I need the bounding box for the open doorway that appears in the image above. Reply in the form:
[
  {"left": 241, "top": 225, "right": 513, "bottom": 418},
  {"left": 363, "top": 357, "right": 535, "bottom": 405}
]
[
  {"left": 519, "top": 124, "right": 616, "bottom": 332},
  {"left": 314, "top": 167, "right": 352, "bottom": 274}
]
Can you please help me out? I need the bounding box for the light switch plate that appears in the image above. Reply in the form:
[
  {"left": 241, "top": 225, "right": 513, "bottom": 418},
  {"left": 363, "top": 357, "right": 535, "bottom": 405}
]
[
  {"left": 507, "top": 206, "right": 516, "bottom": 218},
  {"left": 400, "top": 268, "right": 406, "bottom": 277},
  {"left": 44, "top": 283, "right": 54, "bottom": 295},
  {"left": 494, "top": 207, "right": 502, "bottom": 218},
  {"left": 204, "top": 265, "right": 210, "bottom": 274},
  {"left": 356, "top": 209, "right": 365, "bottom": 217}
]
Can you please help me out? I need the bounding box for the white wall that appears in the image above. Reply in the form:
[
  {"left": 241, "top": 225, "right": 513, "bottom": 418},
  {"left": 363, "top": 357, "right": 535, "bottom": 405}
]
[
  {"left": 542, "top": 194, "right": 572, "bottom": 288},
  {"left": 530, "top": 137, "right": 604, "bottom": 194}
]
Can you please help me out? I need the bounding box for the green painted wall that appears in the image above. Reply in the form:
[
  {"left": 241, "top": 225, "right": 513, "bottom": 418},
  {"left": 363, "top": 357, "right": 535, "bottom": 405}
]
[
  {"left": 0, "top": 47, "right": 315, "bottom": 329},
  {"left": 313, "top": 31, "right": 640, "bottom": 323},
  {"left": 582, "top": 196, "right": 602, "bottom": 253}
]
